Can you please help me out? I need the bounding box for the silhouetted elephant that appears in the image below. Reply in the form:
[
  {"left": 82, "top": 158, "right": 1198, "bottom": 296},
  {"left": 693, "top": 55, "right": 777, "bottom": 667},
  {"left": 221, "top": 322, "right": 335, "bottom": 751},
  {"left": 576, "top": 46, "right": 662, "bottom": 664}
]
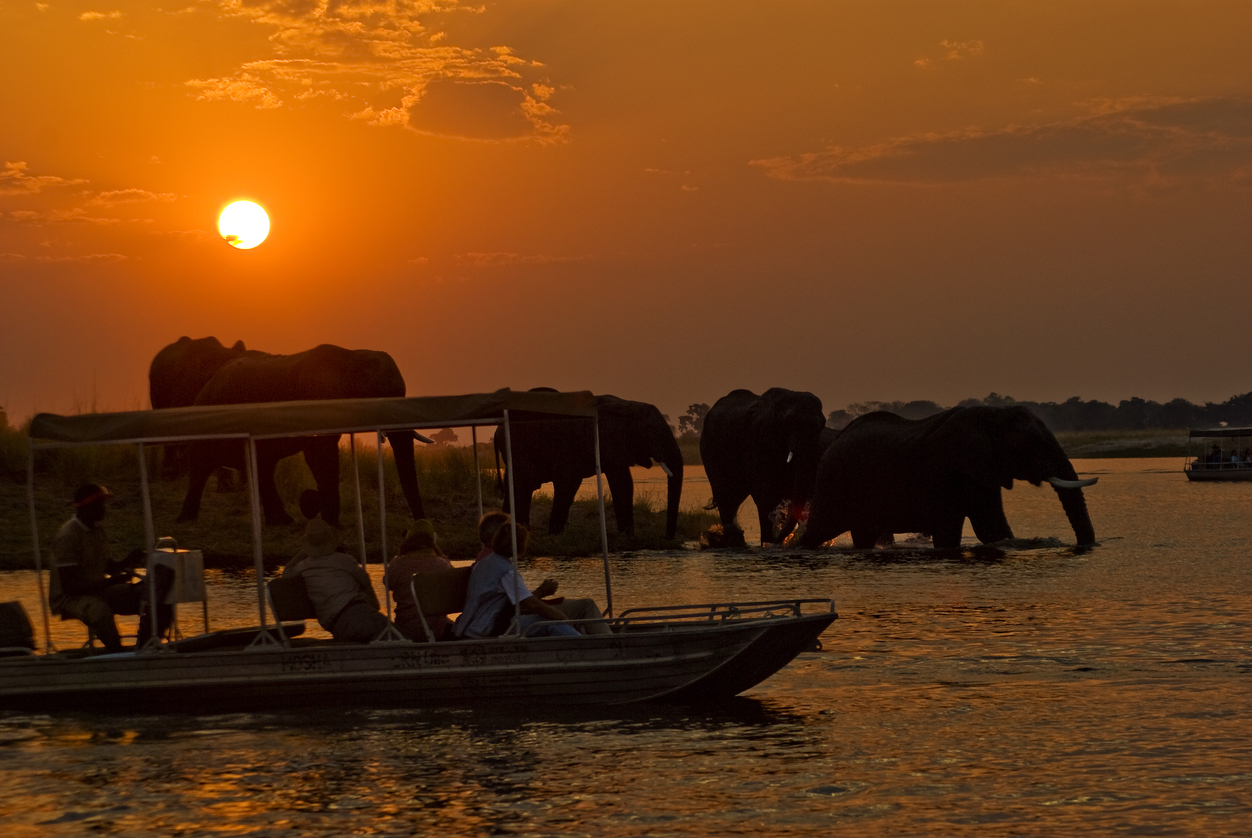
[
  {"left": 700, "top": 388, "right": 827, "bottom": 546},
  {"left": 495, "top": 392, "right": 684, "bottom": 539},
  {"left": 799, "top": 405, "right": 1097, "bottom": 550},
  {"left": 148, "top": 336, "right": 426, "bottom": 526}
]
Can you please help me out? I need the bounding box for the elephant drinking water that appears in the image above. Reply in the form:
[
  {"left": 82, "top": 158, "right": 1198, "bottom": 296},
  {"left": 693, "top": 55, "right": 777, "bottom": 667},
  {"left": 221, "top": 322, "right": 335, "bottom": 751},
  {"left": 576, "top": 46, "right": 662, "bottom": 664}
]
[
  {"left": 700, "top": 388, "right": 827, "bottom": 546},
  {"left": 798, "top": 405, "right": 1097, "bottom": 549}
]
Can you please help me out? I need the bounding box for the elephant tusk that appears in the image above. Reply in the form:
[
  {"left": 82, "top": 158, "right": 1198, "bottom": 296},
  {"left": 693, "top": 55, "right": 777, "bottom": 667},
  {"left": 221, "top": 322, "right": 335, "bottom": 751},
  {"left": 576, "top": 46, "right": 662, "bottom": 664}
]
[
  {"left": 415, "top": 433, "right": 435, "bottom": 445},
  {"left": 1048, "top": 476, "right": 1098, "bottom": 489},
  {"left": 658, "top": 461, "right": 674, "bottom": 478},
  {"left": 786, "top": 451, "right": 793, "bottom": 464}
]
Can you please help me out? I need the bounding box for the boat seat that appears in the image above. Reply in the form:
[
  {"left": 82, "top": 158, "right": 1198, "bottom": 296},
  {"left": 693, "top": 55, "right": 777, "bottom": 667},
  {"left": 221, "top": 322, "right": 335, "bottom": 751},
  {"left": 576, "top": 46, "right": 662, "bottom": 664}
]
[
  {"left": 266, "top": 576, "right": 318, "bottom": 647},
  {"left": 409, "top": 566, "right": 472, "bottom": 642}
]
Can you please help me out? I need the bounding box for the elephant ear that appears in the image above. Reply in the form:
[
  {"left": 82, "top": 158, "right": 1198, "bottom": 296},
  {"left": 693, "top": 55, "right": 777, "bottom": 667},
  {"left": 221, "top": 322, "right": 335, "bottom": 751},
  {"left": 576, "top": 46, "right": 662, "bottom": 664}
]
[{"left": 922, "top": 408, "right": 1011, "bottom": 491}]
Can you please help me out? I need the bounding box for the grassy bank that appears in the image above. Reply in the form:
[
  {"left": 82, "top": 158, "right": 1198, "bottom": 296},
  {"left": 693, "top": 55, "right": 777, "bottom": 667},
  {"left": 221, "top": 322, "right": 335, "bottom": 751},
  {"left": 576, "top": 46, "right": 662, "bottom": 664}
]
[
  {"left": 1056, "top": 429, "right": 1191, "bottom": 459},
  {"left": 0, "top": 429, "right": 715, "bottom": 570}
]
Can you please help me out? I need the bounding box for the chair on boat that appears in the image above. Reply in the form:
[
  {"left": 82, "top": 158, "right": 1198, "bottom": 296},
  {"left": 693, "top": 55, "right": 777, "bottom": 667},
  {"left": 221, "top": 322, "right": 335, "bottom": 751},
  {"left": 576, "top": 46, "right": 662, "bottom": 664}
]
[
  {"left": 266, "top": 575, "right": 318, "bottom": 645},
  {"left": 408, "top": 566, "right": 472, "bottom": 642},
  {"left": 0, "top": 601, "right": 36, "bottom": 658}
]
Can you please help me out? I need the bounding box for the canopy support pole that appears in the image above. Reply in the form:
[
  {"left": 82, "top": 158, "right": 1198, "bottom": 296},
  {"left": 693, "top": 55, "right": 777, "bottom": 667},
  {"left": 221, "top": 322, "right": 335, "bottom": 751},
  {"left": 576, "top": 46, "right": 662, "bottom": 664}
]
[
  {"left": 246, "top": 437, "right": 279, "bottom": 648},
  {"left": 593, "top": 414, "right": 613, "bottom": 618},
  {"left": 472, "top": 425, "right": 483, "bottom": 521},
  {"left": 27, "top": 443, "right": 53, "bottom": 653},
  {"left": 137, "top": 443, "right": 162, "bottom": 651},
  {"left": 376, "top": 430, "right": 391, "bottom": 618},
  {"left": 503, "top": 410, "right": 521, "bottom": 632},
  {"left": 350, "top": 434, "right": 367, "bottom": 568}
]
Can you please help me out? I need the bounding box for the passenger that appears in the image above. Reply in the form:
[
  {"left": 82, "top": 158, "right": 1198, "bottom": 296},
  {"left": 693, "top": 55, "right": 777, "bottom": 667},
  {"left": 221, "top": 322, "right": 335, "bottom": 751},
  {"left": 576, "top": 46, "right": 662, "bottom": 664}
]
[
  {"left": 385, "top": 519, "right": 454, "bottom": 641},
  {"left": 476, "top": 511, "right": 511, "bottom": 561},
  {"left": 453, "top": 522, "right": 581, "bottom": 639},
  {"left": 283, "top": 519, "right": 389, "bottom": 643},
  {"left": 473, "top": 512, "right": 611, "bottom": 635},
  {"left": 48, "top": 483, "right": 172, "bottom": 653},
  {"left": 1209, "top": 443, "right": 1223, "bottom": 465},
  {"left": 1232, "top": 451, "right": 1244, "bottom": 466}
]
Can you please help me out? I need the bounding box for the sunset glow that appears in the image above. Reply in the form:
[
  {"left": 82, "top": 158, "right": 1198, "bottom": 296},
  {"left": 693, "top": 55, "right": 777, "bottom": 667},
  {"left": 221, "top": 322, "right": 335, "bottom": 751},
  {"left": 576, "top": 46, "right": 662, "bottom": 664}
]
[
  {"left": 217, "top": 201, "right": 270, "bottom": 250},
  {"left": 0, "top": 1, "right": 1249, "bottom": 425}
]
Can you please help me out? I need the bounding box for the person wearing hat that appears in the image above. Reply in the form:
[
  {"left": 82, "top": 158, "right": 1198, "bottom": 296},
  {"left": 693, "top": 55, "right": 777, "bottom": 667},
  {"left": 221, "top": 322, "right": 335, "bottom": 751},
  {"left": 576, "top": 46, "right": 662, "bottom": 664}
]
[
  {"left": 384, "top": 519, "right": 454, "bottom": 641},
  {"left": 49, "top": 483, "right": 171, "bottom": 653},
  {"left": 282, "top": 519, "right": 389, "bottom": 643}
]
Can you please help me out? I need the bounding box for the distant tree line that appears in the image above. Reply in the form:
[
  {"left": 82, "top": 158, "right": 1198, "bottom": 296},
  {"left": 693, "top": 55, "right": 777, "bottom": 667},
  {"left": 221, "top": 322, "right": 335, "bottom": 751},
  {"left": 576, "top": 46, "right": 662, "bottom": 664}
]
[
  {"left": 826, "top": 392, "right": 1252, "bottom": 433},
  {"left": 666, "top": 392, "right": 1252, "bottom": 437}
]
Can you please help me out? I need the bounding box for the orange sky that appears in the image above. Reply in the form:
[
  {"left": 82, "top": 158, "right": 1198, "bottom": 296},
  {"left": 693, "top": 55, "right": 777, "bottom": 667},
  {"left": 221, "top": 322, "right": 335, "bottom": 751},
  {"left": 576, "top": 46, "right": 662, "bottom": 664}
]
[{"left": 2, "top": 0, "right": 1250, "bottom": 424}]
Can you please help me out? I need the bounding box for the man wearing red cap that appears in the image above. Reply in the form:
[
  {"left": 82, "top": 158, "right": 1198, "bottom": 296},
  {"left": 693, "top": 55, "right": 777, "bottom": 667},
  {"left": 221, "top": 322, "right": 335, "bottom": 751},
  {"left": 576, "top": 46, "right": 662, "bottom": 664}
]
[{"left": 49, "top": 483, "right": 170, "bottom": 653}]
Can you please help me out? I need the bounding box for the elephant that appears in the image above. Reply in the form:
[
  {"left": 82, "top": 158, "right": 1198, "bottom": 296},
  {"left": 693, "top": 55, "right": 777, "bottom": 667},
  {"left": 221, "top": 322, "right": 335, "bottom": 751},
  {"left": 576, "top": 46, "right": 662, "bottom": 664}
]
[
  {"left": 699, "top": 388, "right": 827, "bottom": 546},
  {"left": 495, "top": 392, "right": 684, "bottom": 539},
  {"left": 798, "top": 405, "right": 1098, "bottom": 550},
  {"left": 148, "top": 336, "right": 426, "bottom": 527}
]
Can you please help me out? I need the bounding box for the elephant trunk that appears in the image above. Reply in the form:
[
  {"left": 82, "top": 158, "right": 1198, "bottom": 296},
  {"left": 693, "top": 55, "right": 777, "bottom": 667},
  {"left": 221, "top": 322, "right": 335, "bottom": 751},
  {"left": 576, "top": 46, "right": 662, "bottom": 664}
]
[
  {"left": 658, "top": 434, "right": 684, "bottom": 540},
  {"left": 1048, "top": 461, "right": 1095, "bottom": 546},
  {"left": 387, "top": 430, "right": 426, "bottom": 520}
]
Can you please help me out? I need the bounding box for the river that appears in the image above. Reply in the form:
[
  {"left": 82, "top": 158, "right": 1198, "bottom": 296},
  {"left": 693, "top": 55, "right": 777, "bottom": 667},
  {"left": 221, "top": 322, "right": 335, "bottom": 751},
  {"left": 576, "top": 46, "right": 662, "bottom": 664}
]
[{"left": 0, "top": 458, "right": 1247, "bottom": 835}]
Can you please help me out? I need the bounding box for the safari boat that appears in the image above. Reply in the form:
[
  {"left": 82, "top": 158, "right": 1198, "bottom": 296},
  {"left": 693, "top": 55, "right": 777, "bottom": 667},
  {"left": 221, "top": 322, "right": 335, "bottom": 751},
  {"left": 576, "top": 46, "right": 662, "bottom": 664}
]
[
  {"left": 1184, "top": 426, "right": 1252, "bottom": 481},
  {"left": 2, "top": 389, "right": 834, "bottom": 712}
]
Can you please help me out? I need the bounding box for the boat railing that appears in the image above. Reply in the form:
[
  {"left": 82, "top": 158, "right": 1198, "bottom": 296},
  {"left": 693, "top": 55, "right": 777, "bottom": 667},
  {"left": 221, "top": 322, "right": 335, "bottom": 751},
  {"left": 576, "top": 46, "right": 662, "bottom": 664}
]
[{"left": 518, "top": 598, "right": 836, "bottom": 636}]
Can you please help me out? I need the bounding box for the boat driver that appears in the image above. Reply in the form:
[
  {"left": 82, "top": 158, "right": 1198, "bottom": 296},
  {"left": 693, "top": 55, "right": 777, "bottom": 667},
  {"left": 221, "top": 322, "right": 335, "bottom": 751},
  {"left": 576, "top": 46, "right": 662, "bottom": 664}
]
[{"left": 49, "top": 483, "right": 173, "bottom": 653}]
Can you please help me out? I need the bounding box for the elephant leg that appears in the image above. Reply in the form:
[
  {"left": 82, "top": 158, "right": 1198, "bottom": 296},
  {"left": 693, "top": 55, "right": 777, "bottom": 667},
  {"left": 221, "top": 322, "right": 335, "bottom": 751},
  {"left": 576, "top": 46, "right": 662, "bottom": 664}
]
[
  {"left": 851, "top": 528, "right": 879, "bottom": 550},
  {"left": 386, "top": 430, "right": 425, "bottom": 521},
  {"left": 931, "top": 518, "right": 965, "bottom": 550},
  {"left": 254, "top": 444, "right": 293, "bottom": 526},
  {"left": 712, "top": 486, "right": 749, "bottom": 537},
  {"left": 968, "top": 486, "right": 1013, "bottom": 544},
  {"left": 304, "top": 436, "right": 342, "bottom": 527},
  {"left": 754, "top": 493, "right": 783, "bottom": 545},
  {"left": 176, "top": 443, "right": 217, "bottom": 522},
  {"left": 606, "top": 466, "right": 636, "bottom": 536},
  {"left": 509, "top": 483, "right": 536, "bottom": 529},
  {"left": 548, "top": 478, "right": 581, "bottom": 535}
]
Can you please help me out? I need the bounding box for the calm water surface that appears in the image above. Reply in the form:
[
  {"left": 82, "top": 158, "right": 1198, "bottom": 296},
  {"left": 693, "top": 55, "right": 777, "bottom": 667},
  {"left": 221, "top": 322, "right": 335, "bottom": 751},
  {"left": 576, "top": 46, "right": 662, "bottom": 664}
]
[{"left": 0, "top": 459, "right": 1248, "bottom": 836}]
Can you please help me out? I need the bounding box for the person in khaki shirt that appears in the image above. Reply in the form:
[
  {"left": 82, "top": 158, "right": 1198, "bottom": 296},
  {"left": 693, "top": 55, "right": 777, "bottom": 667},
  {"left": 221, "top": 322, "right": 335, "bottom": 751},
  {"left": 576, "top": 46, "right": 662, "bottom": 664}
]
[{"left": 50, "top": 484, "right": 170, "bottom": 653}]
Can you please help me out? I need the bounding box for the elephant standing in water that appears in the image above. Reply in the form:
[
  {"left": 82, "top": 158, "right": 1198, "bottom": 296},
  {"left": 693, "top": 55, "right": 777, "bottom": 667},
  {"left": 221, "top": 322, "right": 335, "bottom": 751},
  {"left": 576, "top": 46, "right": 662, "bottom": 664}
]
[
  {"left": 700, "top": 388, "right": 827, "bottom": 546},
  {"left": 149, "top": 336, "right": 426, "bottom": 526},
  {"left": 496, "top": 393, "right": 684, "bottom": 539},
  {"left": 799, "top": 405, "right": 1097, "bottom": 550}
]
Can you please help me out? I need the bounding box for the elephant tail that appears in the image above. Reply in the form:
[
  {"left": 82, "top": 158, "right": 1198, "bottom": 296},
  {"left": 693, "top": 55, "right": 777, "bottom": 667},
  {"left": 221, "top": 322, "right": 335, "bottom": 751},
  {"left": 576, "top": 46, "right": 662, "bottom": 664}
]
[{"left": 703, "top": 499, "right": 717, "bottom": 511}]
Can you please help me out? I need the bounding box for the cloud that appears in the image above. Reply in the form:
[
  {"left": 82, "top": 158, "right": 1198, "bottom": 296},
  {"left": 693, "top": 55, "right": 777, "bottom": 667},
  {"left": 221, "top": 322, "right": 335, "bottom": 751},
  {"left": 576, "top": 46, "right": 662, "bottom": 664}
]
[
  {"left": 0, "top": 162, "right": 87, "bottom": 195},
  {"left": 78, "top": 10, "right": 122, "bottom": 20},
  {"left": 0, "top": 252, "right": 129, "bottom": 262},
  {"left": 751, "top": 97, "right": 1252, "bottom": 186},
  {"left": 184, "top": 0, "right": 567, "bottom": 141},
  {"left": 940, "top": 39, "right": 984, "bottom": 60},
  {"left": 9, "top": 208, "right": 120, "bottom": 224},
  {"left": 458, "top": 252, "right": 585, "bottom": 267},
  {"left": 87, "top": 188, "right": 177, "bottom": 205}
]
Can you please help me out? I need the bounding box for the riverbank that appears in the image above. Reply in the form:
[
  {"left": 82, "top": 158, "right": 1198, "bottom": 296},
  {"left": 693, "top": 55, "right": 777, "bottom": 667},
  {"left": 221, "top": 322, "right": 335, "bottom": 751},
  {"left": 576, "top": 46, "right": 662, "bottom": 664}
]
[{"left": 0, "top": 443, "right": 715, "bottom": 570}]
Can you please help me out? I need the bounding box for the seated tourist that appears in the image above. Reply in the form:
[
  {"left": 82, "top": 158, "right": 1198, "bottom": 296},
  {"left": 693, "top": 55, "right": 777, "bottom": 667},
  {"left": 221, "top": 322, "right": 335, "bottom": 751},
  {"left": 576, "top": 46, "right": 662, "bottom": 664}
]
[
  {"left": 49, "top": 483, "right": 172, "bottom": 653},
  {"left": 385, "top": 519, "right": 454, "bottom": 641},
  {"left": 453, "top": 521, "right": 582, "bottom": 639},
  {"left": 283, "top": 519, "right": 388, "bottom": 643},
  {"left": 472, "top": 512, "right": 612, "bottom": 635}
]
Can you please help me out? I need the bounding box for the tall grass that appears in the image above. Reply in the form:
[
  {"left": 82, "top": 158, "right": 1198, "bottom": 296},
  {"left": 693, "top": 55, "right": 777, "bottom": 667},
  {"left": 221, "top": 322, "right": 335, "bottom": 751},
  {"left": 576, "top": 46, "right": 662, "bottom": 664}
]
[{"left": 2, "top": 435, "right": 714, "bottom": 568}]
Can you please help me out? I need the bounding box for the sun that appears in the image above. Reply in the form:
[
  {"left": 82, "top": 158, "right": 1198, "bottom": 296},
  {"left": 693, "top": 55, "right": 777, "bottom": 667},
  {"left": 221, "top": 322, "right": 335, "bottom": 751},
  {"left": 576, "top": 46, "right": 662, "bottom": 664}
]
[{"left": 218, "top": 200, "right": 270, "bottom": 250}]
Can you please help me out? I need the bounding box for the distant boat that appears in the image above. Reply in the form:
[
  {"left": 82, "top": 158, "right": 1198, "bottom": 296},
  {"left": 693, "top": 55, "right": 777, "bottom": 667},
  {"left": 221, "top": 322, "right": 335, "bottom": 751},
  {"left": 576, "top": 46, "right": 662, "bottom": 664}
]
[{"left": 1184, "top": 427, "right": 1252, "bottom": 481}]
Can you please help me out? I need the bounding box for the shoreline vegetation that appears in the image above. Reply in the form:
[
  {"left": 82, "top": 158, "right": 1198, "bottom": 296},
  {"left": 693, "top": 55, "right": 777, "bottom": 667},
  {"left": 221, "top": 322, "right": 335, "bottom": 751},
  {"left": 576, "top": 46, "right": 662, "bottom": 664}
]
[
  {"left": 0, "top": 417, "right": 1194, "bottom": 570},
  {"left": 0, "top": 429, "right": 718, "bottom": 570}
]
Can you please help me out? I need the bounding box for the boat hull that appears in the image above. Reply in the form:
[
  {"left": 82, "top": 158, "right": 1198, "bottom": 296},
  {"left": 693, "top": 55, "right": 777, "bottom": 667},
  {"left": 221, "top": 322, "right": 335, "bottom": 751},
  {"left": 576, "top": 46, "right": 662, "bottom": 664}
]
[
  {"left": 1185, "top": 467, "right": 1252, "bottom": 481},
  {"left": 0, "top": 614, "right": 835, "bottom": 713}
]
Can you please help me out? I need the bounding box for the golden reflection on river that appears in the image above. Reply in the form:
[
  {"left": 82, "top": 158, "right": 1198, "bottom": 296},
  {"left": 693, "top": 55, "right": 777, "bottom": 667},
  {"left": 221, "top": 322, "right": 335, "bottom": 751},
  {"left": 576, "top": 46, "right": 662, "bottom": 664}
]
[{"left": 0, "top": 460, "right": 1248, "bottom": 836}]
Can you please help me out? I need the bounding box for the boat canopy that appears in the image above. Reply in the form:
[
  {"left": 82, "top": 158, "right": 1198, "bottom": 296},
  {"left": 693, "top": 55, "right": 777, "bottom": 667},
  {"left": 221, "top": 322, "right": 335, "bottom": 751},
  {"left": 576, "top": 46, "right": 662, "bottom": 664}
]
[
  {"left": 1188, "top": 427, "right": 1252, "bottom": 439},
  {"left": 28, "top": 388, "right": 597, "bottom": 445}
]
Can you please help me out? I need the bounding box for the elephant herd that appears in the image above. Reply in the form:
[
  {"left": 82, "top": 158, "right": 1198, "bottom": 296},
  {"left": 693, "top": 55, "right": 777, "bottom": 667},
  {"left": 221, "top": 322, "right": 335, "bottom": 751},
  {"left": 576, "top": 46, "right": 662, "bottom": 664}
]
[{"left": 149, "top": 337, "right": 1097, "bottom": 550}]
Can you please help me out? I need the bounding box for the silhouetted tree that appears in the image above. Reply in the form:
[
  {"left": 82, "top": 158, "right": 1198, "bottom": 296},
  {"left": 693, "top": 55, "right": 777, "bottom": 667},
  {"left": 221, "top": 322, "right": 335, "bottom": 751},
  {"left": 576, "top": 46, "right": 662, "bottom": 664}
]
[
  {"left": 678, "top": 403, "right": 710, "bottom": 438},
  {"left": 430, "top": 428, "right": 458, "bottom": 446}
]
